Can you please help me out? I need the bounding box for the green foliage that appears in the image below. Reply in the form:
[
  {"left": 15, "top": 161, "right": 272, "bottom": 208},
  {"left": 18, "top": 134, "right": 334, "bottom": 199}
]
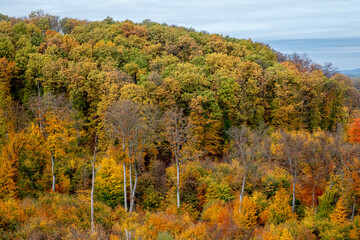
[
  {"left": 0, "top": 11, "right": 359, "bottom": 239},
  {"left": 157, "top": 231, "right": 175, "bottom": 240},
  {"left": 262, "top": 167, "right": 292, "bottom": 198},
  {"left": 0, "top": 37, "right": 15, "bottom": 59},
  {"left": 317, "top": 188, "right": 338, "bottom": 220}
]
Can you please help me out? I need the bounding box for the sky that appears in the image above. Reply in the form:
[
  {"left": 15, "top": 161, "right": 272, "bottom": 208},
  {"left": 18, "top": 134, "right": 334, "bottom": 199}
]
[{"left": 1, "top": 0, "right": 359, "bottom": 69}]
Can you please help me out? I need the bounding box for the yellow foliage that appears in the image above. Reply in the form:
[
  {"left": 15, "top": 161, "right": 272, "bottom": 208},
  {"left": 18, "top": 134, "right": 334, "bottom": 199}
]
[
  {"left": 96, "top": 156, "right": 125, "bottom": 208},
  {"left": 233, "top": 196, "right": 258, "bottom": 229},
  {"left": 262, "top": 224, "right": 294, "bottom": 240},
  {"left": 56, "top": 172, "right": 71, "bottom": 193},
  {"left": 0, "top": 131, "right": 25, "bottom": 197},
  {"left": 302, "top": 207, "right": 316, "bottom": 229},
  {"left": 120, "top": 83, "right": 150, "bottom": 103},
  {"left": 119, "top": 212, "right": 141, "bottom": 237},
  {"left": 268, "top": 189, "right": 294, "bottom": 224},
  {"left": 0, "top": 198, "right": 25, "bottom": 230},
  {"left": 143, "top": 212, "right": 185, "bottom": 239},
  {"left": 202, "top": 202, "right": 230, "bottom": 226},
  {"left": 349, "top": 216, "right": 360, "bottom": 240},
  {"left": 179, "top": 222, "right": 207, "bottom": 240},
  {"left": 109, "top": 234, "right": 120, "bottom": 240},
  {"left": 330, "top": 197, "right": 348, "bottom": 225}
]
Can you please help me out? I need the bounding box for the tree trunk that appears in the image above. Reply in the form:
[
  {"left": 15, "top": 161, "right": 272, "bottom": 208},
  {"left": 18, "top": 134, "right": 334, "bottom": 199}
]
[
  {"left": 130, "top": 163, "right": 138, "bottom": 213},
  {"left": 123, "top": 162, "right": 127, "bottom": 211},
  {"left": 51, "top": 151, "right": 55, "bottom": 192},
  {"left": 239, "top": 170, "right": 247, "bottom": 213},
  {"left": 351, "top": 195, "right": 356, "bottom": 221},
  {"left": 312, "top": 181, "right": 316, "bottom": 214},
  {"left": 91, "top": 134, "right": 98, "bottom": 233},
  {"left": 91, "top": 161, "right": 95, "bottom": 233},
  {"left": 83, "top": 159, "right": 87, "bottom": 189},
  {"left": 122, "top": 139, "right": 128, "bottom": 211},
  {"left": 176, "top": 158, "right": 180, "bottom": 208},
  {"left": 292, "top": 180, "right": 296, "bottom": 213},
  {"left": 129, "top": 163, "right": 133, "bottom": 209}
]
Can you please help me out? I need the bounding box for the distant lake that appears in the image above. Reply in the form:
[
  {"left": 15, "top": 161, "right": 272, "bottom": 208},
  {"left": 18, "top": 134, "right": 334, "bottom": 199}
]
[{"left": 262, "top": 38, "right": 360, "bottom": 70}]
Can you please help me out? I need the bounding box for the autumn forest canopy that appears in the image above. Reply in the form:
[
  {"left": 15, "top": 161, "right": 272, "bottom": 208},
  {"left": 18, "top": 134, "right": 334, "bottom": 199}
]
[{"left": 1, "top": 10, "right": 360, "bottom": 239}]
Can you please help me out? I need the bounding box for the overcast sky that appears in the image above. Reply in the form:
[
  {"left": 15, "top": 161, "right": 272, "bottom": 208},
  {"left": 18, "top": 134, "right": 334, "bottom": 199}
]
[{"left": 1, "top": 0, "right": 359, "bottom": 69}]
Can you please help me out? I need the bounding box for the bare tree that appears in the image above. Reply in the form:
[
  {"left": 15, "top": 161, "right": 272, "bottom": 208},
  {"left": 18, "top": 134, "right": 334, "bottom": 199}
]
[
  {"left": 227, "top": 125, "right": 265, "bottom": 213},
  {"left": 105, "top": 99, "right": 157, "bottom": 212},
  {"left": 332, "top": 127, "right": 360, "bottom": 221},
  {"left": 163, "top": 107, "right": 199, "bottom": 208},
  {"left": 304, "top": 133, "right": 331, "bottom": 214},
  {"left": 279, "top": 130, "right": 306, "bottom": 213}
]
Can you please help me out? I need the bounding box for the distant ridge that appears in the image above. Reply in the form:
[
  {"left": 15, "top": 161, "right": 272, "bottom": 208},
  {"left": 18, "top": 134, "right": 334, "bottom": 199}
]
[{"left": 339, "top": 68, "right": 360, "bottom": 78}]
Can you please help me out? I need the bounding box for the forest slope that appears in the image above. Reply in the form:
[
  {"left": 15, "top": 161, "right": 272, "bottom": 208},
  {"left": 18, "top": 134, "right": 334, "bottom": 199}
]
[{"left": 0, "top": 11, "right": 360, "bottom": 239}]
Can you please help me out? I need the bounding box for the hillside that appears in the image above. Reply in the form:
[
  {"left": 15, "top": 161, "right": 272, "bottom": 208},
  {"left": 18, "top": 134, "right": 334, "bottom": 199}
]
[
  {"left": 340, "top": 68, "right": 360, "bottom": 78},
  {"left": 1, "top": 11, "right": 360, "bottom": 239}
]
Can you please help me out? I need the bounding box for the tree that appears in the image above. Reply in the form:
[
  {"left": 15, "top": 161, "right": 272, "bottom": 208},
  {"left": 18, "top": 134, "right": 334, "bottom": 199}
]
[
  {"left": 189, "top": 95, "right": 223, "bottom": 155},
  {"left": 0, "top": 132, "right": 24, "bottom": 198},
  {"left": 348, "top": 118, "right": 360, "bottom": 144},
  {"left": 227, "top": 125, "right": 265, "bottom": 213},
  {"left": 163, "top": 107, "right": 198, "bottom": 208},
  {"left": 268, "top": 188, "right": 294, "bottom": 224},
  {"left": 105, "top": 99, "right": 157, "bottom": 212},
  {"left": 91, "top": 134, "right": 100, "bottom": 233},
  {"left": 338, "top": 143, "right": 360, "bottom": 221},
  {"left": 279, "top": 130, "right": 306, "bottom": 212},
  {"left": 0, "top": 58, "right": 16, "bottom": 144},
  {"left": 28, "top": 93, "right": 76, "bottom": 191},
  {"left": 304, "top": 132, "right": 332, "bottom": 213},
  {"left": 330, "top": 197, "right": 348, "bottom": 225},
  {"left": 233, "top": 195, "right": 258, "bottom": 229}
]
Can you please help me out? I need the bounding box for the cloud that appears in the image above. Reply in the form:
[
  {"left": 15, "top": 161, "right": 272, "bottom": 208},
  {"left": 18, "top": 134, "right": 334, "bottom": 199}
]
[
  {"left": 1, "top": 0, "right": 359, "bottom": 68},
  {"left": 2, "top": 0, "right": 359, "bottom": 41}
]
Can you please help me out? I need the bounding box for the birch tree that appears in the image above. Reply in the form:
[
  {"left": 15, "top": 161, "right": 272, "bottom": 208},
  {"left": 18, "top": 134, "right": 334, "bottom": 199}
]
[
  {"left": 105, "top": 99, "right": 157, "bottom": 212},
  {"left": 279, "top": 130, "right": 306, "bottom": 213},
  {"left": 227, "top": 125, "right": 264, "bottom": 213},
  {"left": 163, "top": 107, "right": 199, "bottom": 208},
  {"left": 28, "top": 93, "right": 75, "bottom": 192},
  {"left": 91, "top": 134, "right": 101, "bottom": 233},
  {"left": 304, "top": 133, "right": 331, "bottom": 214}
]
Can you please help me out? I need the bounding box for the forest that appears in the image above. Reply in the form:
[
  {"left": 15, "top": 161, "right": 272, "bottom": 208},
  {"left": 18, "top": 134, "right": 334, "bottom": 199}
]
[{"left": 1, "top": 10, "right": 360, "bottom": 239}]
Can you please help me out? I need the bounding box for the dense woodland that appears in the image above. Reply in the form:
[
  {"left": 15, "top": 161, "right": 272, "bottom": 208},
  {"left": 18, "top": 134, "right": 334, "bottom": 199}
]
[{"left": 1, "top": 10, "right": 360, "bottom": 239}]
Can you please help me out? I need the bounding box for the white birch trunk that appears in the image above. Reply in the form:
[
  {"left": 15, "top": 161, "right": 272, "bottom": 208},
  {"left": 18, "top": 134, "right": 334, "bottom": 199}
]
[
  {"left": 123, "top": 162, "right": 127, "bottom": 211},
  {"left": 176, "top": 158, "right": 180, "bottom": 208},
  {"left": 292, "top": 180, "right": 296, "bottom": 213},
  {"left": 239, "top": 170, "right": 247, "bottom": 213},
  {"left": 91, "top": 162, "right": 95, "bottom": 233},
  {"left": 130, "top": 163, "right": 138, "bottom": 213},
  {"left": 51, "top": 152, "right": 55, "bottom": 192},
  {"left": 91, "top": 134, "right": 98, "bottom": 233}
]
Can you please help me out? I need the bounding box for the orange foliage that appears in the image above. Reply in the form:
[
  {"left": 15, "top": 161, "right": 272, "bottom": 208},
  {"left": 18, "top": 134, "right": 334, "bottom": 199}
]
[
  {"left": 0, "top": 132, "right": 25, "bottom": 197},
  {"left": 145, "top": 212, "right": 188, "bottom": 239},
  {"left": 121, "top": 20, "right": 149, "bottom": 39},
  {"left": 202, "top": 202, "right": 231, "bottom": 227},
  {"left": 45, "top": 29, "right": 57, "bottom": 37},
  {"left": 348, "top": 118, "right": 360, "bottom": 143}
]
